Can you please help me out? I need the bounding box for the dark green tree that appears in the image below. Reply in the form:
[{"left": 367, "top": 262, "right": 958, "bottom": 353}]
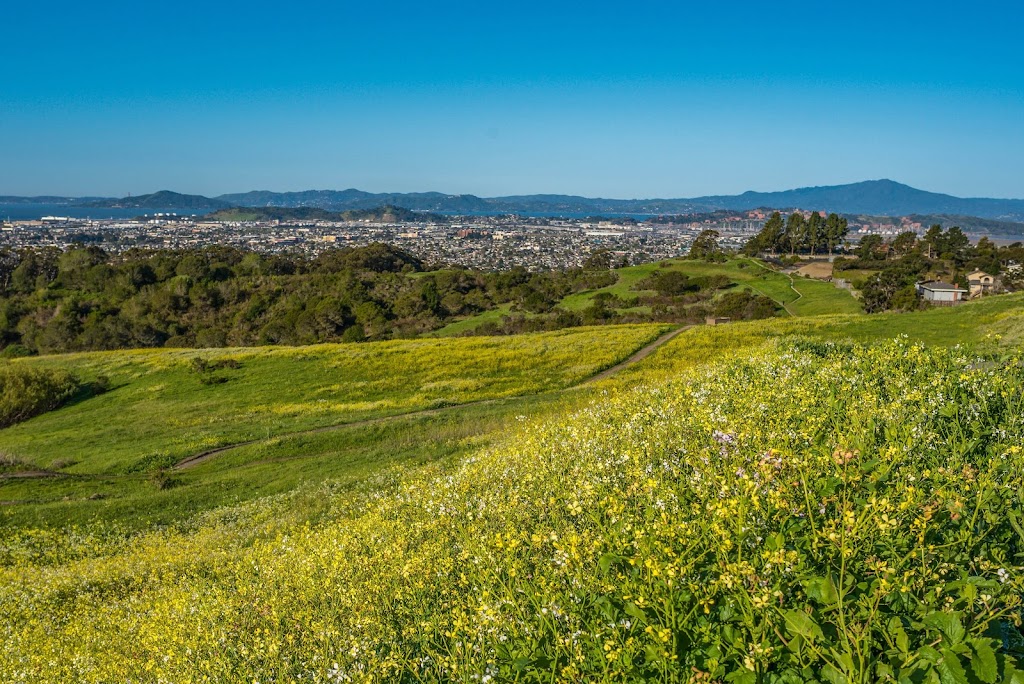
[
  {"left": 823, "top": 213, "right": 848, "bottom": 256},
  {"left": 784, "top": 213, "right": 806, "bottom": 256},
  {"left": 688, "top": 230, "right": 721, "bottom": 260}
]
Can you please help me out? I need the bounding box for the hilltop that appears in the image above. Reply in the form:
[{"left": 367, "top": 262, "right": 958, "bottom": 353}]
[
  {"left": 693, "top": 179, "right": 1024, "bottom": 221},
  {"left": 206, "top": 204, "right": 447, "bottom": 223},
  {"left": 214, "top": 180, "right": 1024, "bottom": 219},
  {"left": 82, "top": 190, "right": 232, "bottom": 210}
]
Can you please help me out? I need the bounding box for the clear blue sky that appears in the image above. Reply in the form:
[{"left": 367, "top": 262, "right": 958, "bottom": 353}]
[{"left": 2, "top": 0, "right": 1022, "bottom": 199}]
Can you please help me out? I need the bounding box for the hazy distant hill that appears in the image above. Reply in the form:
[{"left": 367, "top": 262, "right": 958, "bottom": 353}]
[
  {"left": 217, "top": 189, "right": 496, "bottom": 213},
  {"left": 83, "top": 190, "right": 232, "bottom": 210},
  {"left": 693, "top": 180, "right": 1024, "bottom": 221},
  {"left": 215, "top": 189, "right": 701, "bottom": 215},
  {"left": 0, "top": 196, "right": 110, "bottom": 204},
  {"left": 5, "top": 180, "right": 1023, "bottom": 221},
  {"left": 207, "top": 205, "right": 447, "bottom": 223},
  {"left": 216, "top": 180, "right": 1024, "bottom": 220}
]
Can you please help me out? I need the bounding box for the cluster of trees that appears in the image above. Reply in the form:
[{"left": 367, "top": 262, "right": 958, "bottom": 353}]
[
  {"left": 0, "top": 242, "right": 791, "bottom": 355},
  {"left": 0, "top": 243, "right": 627, "bottom": 355},
  {"left": 742, "top": 211, "right": 849, "bottom": 256},
  {"left": 838, "top": 226, "right": 1024, "bottom": 312}
]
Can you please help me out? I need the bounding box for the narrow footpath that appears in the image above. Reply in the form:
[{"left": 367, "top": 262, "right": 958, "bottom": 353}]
[{"left": 174, "top": 324, "right": 691, "bottom": 470}]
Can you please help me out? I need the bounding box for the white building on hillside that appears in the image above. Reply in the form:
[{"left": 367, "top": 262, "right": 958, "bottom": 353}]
[{"left": 916, "top": 281, "right": 968, "bottom": 306}]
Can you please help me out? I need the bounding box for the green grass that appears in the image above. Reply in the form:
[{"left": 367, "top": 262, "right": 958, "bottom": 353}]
[
  {"left": 556, "top": 257, "right": 861, "bottom": 316},
  {"left": 603, "top": 291, "right": 1024, "bottom": 388},
  {"left": 0, "top": 392, "right": 569, "bottom": 530},
  {"left": 785, "top": 275, "right": 863, "bottom": 315},
  {"left": 558, "top": 261, "right": 666, "bottom": 311},
  {"left": 4, "top": 292, "right": 1022, "bottom": 532},
  {"left": 0, "top": 325, "right": 666, "bottom": 477},
  {"left": 430, "top": 303, "right": 515, "bottom": 336}
]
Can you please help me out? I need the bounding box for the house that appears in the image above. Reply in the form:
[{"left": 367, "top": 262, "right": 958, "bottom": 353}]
[
  {"left": 706, "top": 316, "right": 731, "bottom": 326},
  {"left": 967, "top": 270, "right": 996, "bottom": 298},
  {"left": 916, "top": 281, "right": 968, "bottom": 306}
]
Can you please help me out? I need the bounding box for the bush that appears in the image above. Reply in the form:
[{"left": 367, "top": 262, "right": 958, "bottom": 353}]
[{"left": 0, "top": 364, "right": 81, "bottom": 428}]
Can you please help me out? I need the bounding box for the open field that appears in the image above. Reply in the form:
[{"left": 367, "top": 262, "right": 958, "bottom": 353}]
[
  {"left": 0, "top": 325, "right": 667, "bottom": 479},
  {"left": 793, "top": 260, "right": 834, "bottom": 279},
  {"left": 430, "top": 302, "right": 515, "bottom": 336},
  {"left": 605, "top": 292, "right": 1024, "bottom": 386}
]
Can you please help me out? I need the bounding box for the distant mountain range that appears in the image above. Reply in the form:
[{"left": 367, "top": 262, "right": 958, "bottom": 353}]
[{"left": 4, "top": 180, "right": 1024, "bottom": 221}]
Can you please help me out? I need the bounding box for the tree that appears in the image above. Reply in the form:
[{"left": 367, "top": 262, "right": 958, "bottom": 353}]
[
  {"left": 921, "top": 224, "right": 944, "bottom": 259},
  {"left": 784, "top": 213, "right": 806, "bottom": 256},
  {"left": 742, "top": 212, "right": 784, "bottom": 256},
  {"left": 856, "top": 234, "right": 884, "bottom": 260},
  {"left": 823, "top": 213, "right": 848, "bottom": 256},
  {"left": 583, "top": 248, "right": 613, "bottom": 270},
  {"left": 944, "top": 227, "right": 970, "bottom": 262},
  {"left": 688, "top": 230, "right": 721, "bottom": 260},
  {"left": 804, "top": 212, "right": 824, "bottom": 256},
  {"left": 892, "top": 231, "right": 918, "bottom": 256}
]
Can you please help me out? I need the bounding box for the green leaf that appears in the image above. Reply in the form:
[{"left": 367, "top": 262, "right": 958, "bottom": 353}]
[
  {"left": 725, "top": 670, "right": 757, "bottom": 684},
  {"left": 805, "top": 576, "right": 840, "bottom": 607},
  {"left": 970, "top": 638, "right": 999, "bottom": 683},
  {"left": 821, "top": 663, "right": 849, "bottom": 684},
  {"left": 888, "top": 616, "right": 909, "bottom": 655},
  {"left": 925, "top": 612, "right": 966, "bottom": 645},
  {"left": 937, "top": 647, "right": 969, "bottom": 684},
  {"left": 783, "top": 609, "right": 823, "bottom": 641},
  {"left": 624, "top": 602, "right": 647, "bottom": 622},
  {"left": 766, "top": 532, "right": 785, "bottom": 550},
  {"left": 598, "top": 552, "right": 620, "bottom": 574}
]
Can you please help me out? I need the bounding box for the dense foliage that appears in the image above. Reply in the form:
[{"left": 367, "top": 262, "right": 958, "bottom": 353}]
[
  {"left": 0, "top": 363, "right": 80, "bottom": 429},
  {"left": 0, "top": 243, "right": 628, "bottom": 354},
  {"left": 4, "top": 338, "right": 1024, "bottom": 682}
]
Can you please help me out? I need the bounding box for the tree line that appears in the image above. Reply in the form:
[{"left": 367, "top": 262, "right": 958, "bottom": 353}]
[
  {"left": 742, "top": 211, "right": 849, "bottom": 256},
  {"left": 0, "top": 242, "right": 785, "bottom": 356}
]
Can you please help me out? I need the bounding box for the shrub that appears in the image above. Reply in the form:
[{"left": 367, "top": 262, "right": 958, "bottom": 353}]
[{"left": 0, "top": 364, "right": 80, "bottom": 428}]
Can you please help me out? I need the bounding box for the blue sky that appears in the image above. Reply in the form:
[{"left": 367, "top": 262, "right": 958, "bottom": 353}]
[{"left": 2, "top": 0, "right": 1022, "bottom": 198}]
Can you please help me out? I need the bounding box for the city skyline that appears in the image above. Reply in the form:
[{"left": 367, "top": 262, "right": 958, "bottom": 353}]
[{"left": 3, "top": 0, "right": 1022, "bottom": 198}]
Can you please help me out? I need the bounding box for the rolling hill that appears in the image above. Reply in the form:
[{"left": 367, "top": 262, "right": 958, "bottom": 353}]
[
  {"left": 83, "top": 190, "right": 233, "bottom": 210},
  {"left": 4, "top": 180, "right": 1023, "bottom": 220}
]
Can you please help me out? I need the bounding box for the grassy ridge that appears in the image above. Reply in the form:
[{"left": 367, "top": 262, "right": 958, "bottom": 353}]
[{"left": 0, "top": 325, "right": 667, "bottom": 476}]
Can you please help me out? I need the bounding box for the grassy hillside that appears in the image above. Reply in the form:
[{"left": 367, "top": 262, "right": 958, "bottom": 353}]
[
  {"left": 558, "top": 257, "right": 861, "bottom": 317},
  {"left": 4, "top": 334, "right": 1024, "bottom": 681},
  {"left": 4, "top": 296, "right": 1024, "bottom": 681},
  {"left": 0, "top": 325, "right": 668, "bottom": 528}
]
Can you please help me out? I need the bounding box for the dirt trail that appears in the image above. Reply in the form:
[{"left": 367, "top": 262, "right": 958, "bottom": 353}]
[
  {"left": 582, "top": 326, "right": 690, "bottom": 384},
  {"left": 173, "top": 325, "right": 692, "bottom": 471},
  {"left": 0, "top": 470, "right": 66, "bottom": 480},
  {"left": 0, "top": 327, "right": 695, "bottom": 479},
  {"left": 741, "top": 258, "right": 798, "bottom": 316}
]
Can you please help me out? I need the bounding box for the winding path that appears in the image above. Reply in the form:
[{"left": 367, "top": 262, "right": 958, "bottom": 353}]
[
  {"left": 1, "top": 325, "right": 693, "bottom": 480},
  {"left": 172, "top": 325, "right": 691, "bottom": 470}
]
